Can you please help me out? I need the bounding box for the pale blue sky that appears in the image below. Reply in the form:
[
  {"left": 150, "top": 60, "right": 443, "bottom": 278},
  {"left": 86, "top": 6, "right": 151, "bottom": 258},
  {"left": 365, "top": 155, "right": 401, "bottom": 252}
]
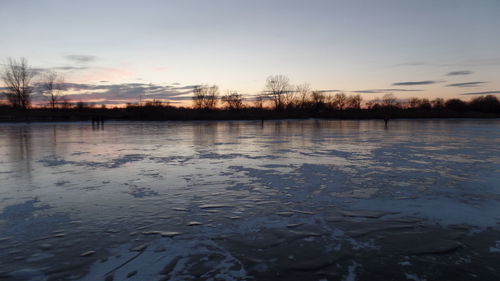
[{"left": 1, "top": 0, "right": 499, "bottom": 104}]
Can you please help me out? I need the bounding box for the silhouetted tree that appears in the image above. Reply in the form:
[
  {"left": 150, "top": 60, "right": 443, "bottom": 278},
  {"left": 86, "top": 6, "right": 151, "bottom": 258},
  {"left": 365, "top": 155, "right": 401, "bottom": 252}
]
[
  {"left": 283, "top": 88, "right": 297, "bottom": 109},
  {"left": 265, "top": 75, "right": 291, "bottom": 111},
  {"left": 407, "top": 97, "right": 421, "bottom": 109},
  {"left": 205, "top": 86, "right": 218, "bottom": 110},
  {"left": 445, "top": 98, "right": 467, "bottom": 112},
  {"left": 221, "top": 91, "right": 244, "bottom": 110},
  {"left": 311, "top": 91, "right": 325, "bottom": 111},
  {"left": 76, "top": 101, "right": 88, "bottom": 110},
  {"left": 295, "top": 83, "right": 311, "bottom": 109},
  {"left": 40, "top": 71, "right": 65, "bottom": 110},
  {"left": 346, "top": 94, "right": 362, "bottom": 109},
  {"left": 192, "top": 85, "right": 219, "bottom": 110},
  {"left": 382, "top": 94, "right": 398, "bottom": 108},
  {"left": 469, "top": 95, "right": 500, "bottom": 113},
  {"left": 144, "top": 99, "right": 165, "bottom": 107},
  {"left": 332, "top": 92, "right": 348, "bottom": 110},
  {"left": 431, "top": 98, "right": 445, "bottom": 110},
  {"left": 1, "top": 57, "right": 36, "bottom": 109},
  {"left": 406, "top": 97, "right": 431, "bottom": 110},
  {"left": 365, "top": 98, "right": 380, "bottom": 110},
  {"left": 418, "top": 98, "right": 431, "bottom": 110}
]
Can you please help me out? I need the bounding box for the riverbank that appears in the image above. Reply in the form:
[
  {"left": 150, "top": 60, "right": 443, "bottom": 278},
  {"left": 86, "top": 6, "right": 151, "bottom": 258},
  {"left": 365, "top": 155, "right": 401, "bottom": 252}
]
[{"left": 1, "top": 107, "right": 498, "bottom": 122}]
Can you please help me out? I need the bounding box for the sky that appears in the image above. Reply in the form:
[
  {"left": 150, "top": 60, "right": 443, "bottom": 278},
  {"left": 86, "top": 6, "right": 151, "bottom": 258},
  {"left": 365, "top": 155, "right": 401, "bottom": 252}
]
[{"left": 1, "top": 0, "right": 500, "bottom": 106}]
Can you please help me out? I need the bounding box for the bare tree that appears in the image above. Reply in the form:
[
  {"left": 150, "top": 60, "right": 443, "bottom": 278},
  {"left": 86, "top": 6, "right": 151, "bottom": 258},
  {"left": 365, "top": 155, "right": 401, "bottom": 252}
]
[
  {"left": 418, "top": 98, "right": 431, "bottom": 110},
  {"left": 221, "top": 91, "right": 244, "bottom": 110},
  {"left": 192, "top": 86, "right": 205, "bottom": 110},
  {"left": 407, "top": 97, "right": 421, "bottom": 109},
  {"left": 40, "top": 71, "right": 65, "bottom": 110},
  {"left": 365, "top": 98, "right": 380, "bottom": 109},
  {"left": 295, "top": 83, "right": 311, "bottom": 109},
  {"left": 205, "top": 85, "right": 219, "bottom": 110},
  {"left": 311, "top": 91, "right": 325, "bottom": 111},
  {"left": 1, "top": 57, "right": 36, "bottom": 109},
  {"left": 325, "top": 92, "right": 335, "bottom": 109},
  {"left": 381, "top": 94, "right": 398, "bottom": 107},
  {"left": 76, "top": 101, "right": 88, "bottom": 110},
  {"left": 332, "top": 92, "right": 348, "bottom": 110},
  {"left": 346, "top": 94, "right": 363, "bottom": 109},
  {"left": 283, "top": 88, "right": 296, "bottom": 109},
  {"left": 265, "top": 75, "right": 291, "bottom": 111},
  {"left": 431, "top": 98, "right": 445, "bottom": 110},
  {"left": 192, "top": 85, "right": 219, "bottom": 110}
]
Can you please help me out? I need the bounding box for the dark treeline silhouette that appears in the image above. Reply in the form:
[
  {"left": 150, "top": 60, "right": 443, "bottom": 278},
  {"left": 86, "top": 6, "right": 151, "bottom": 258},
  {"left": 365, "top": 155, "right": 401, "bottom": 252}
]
[
  {"left": 1, "top": 58, "right": 499, "bottom": 121},
  {"left": 1, "top": 92, "right": 498, "bottom": 122}
]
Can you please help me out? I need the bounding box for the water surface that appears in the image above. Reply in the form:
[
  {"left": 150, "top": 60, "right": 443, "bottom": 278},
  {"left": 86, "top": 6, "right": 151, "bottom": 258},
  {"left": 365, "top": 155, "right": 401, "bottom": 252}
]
[{"left": 0, "top": 120, "right": 499, "bottom": 280}]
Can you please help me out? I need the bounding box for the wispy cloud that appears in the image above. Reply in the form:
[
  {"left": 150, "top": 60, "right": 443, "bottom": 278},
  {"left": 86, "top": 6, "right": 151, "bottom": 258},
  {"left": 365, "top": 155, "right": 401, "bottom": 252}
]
[
  {"left": 317, "top": 89, "right": 342, "bottom": 93},
  {"left": 460, "top": 91, "right": 500, "bottom": 96},
  {"left": 446, "top": 81, "right": 486, "bottom": 88},
  {"left": 352, "top": 88, "right": 423, "bottom": 94},
  {"left": 53, "top": 66, "right": 89, "bottom": 71},
  {"left": 173, "top": 85, "right": 199, "bottom": 90},
  {"left": 446, "top": 70, "right": 472, "bottom": 76},
  {"left": 31, "top": 66, "right": 89, "bottom": 74},
  {"left": 392, "top": 81, "right": 437, "bottom": 86},
  {"left": 64, "top": 55, "right": 97, "bottom": 63},
  {"left": 31, "top": 82, "right": 200, "bottom": 105}
]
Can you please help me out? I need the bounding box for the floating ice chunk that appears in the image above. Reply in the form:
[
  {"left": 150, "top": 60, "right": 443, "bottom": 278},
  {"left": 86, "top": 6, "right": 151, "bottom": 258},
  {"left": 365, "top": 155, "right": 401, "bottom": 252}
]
[
  {"left": 276, "top": 211, "right": 294, "bottom": 217},
  {"left": 0, "top": 237, "right": 10, "bottom": 242},
  {"left": 80, "top": 251, "right": 96, "bottom": 257},
  {"left": 131, "top": 244, "right": 148, "bottom": 252},
  {"left": 160, "top": 231, "right": 181, "bottom": 238},
  {"left": 199, "top": 204, "right": 231, "bottom": 209},
  {"left": 142, "top": 231, "right": 161, "bottom": 235},
  {"left": 405, "top": 273, "right": 427, "bottom": 281}
]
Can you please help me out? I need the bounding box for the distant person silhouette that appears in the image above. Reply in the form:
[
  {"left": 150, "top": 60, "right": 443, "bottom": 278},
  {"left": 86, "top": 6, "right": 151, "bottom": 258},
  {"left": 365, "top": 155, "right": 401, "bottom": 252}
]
[
  {"left": 91, "top": 116, "right": 105, "bottom": 129},
  {"left": 384, "top": 115, "right": 389, "bottom": 128}
]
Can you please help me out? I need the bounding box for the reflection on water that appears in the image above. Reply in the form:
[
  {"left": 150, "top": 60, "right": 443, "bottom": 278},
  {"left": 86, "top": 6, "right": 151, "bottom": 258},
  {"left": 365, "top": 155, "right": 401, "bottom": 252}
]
[{"left": 0, "top": 120, "right": 499, "bottom": 280}]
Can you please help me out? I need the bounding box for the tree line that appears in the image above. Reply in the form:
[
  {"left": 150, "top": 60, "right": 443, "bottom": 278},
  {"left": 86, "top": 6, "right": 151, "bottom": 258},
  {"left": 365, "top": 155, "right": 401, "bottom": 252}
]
[
  {"left": 1, "top": 58, "right": 499, "bottom": 119},
  {"left": 191, "top": 76, "right": 364, "bottom": 112},
  {"left": 191, "top": 74, "right": 499, "bottom": 114}
]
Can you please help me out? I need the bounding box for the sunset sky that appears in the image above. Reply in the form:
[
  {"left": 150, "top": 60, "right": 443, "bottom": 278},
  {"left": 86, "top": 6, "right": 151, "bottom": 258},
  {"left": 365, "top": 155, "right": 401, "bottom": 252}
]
[{"left": 1, "top": 0, "right": 500, "bottom": 106}]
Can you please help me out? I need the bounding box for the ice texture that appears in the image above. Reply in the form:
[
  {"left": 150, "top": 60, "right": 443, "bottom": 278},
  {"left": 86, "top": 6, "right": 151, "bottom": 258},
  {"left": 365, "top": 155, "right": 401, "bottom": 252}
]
[{"left": 0, "top": 119, "right": 499, "bottom": 280}]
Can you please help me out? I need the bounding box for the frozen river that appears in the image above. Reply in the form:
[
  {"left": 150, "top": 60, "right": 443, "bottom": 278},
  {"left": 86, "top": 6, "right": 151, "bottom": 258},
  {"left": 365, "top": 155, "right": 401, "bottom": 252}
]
[{"left": 0, "top": 119, "right": 499, "bottom": 280}]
